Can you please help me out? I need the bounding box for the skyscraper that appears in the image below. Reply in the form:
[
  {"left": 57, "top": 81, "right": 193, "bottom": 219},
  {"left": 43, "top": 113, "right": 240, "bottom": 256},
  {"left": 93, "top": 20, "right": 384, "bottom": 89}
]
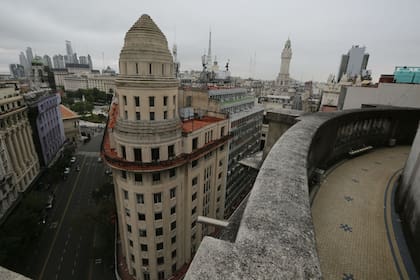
[
  {"left": 53, "top": 55, "right": 65, "bottom": 69},
  {"left": 276, "top": 38, "right": 292, "bottom": 89},
  {"left": 25, "top": 47, "right": 34, "bottom": 66},
  {"left": 102, "top": 14, "right": 229, "bottom": 280},
  {"left": 9, "top": 64, "right": 25, "bottom": 78},
  {"left": 43, "top": 55, "right": 53, "bottom": 68},
  {"left": 337, "top": 45, "right": 369, "bottom": 82},
  {"left": 87, "top": 54, "right": 93, "bottom": 69},
  {"left": 19, "top": 52, "right": 29, "bottom": 75},
  {"left": 65, "top": 40, "right": 74, "bottom": 63}
]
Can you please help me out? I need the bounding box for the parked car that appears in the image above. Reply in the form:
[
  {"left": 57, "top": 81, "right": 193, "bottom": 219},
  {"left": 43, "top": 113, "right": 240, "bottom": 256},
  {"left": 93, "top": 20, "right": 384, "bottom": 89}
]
[
  {"left": 70, "top": 156, "right": 76, "bottom": 164},
  {"left": 97, "top": 157, "right": 102, "bottom": 163},
  {"left": 64, "top": 167, "right": 70, "bottom": 176}
]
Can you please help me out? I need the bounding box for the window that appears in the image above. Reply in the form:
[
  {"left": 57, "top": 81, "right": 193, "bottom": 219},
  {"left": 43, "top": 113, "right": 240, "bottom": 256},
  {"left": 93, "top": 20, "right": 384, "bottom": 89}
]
[
  {"left": 217, "top": 185, "right": 221, "bottom": 191},
  {"left": 135, "top": 173, "right": 143, "bottom": 182},
  {"left": 150, "top": 112, "right": 155, "bottom": 120},
  {"left": 192, "top": 192, "right": 197, "bottom": 201},
  {"left": 123, "top": 95, "right": 127, "bottom": 105},
  {"left": 152, "top": 172, "right": 161, "bottom": 182},
  {"left": 141, "top": 244, "right": 148, "bottom": 251},
  {"left": 158, "top": 271, "right": 165, "bottom": 280},
  {"left": 154, "top": 193, "right": 162, "bottom": 203},
  {"left": 157, "top": 257, "right": 164, "bottom": 265},
  {"left": 162, "top": 64, "right": 165, "bottom": 75},
  {"left": 169, "top": 168, "right": 176, "bottom": 177},
  {"left": 220, "top": 145, "right": 225, "bottom": 151},
  {"left": 171, "top": 236, "right": 176, "bottom": 244},
  {"left": 139, "top": 229, "right": 147, "bottom": 237},
  {"left": 138, "top": 213, "right": 146, "bottom": 221},
  {"left": 151, "top": 148, "right": 159, "bottom": 161},
  {"left": 135, "top": 96, "right": 140, "bottom": 107},
  {"left": 125, "top": 208, "right": 130, "bottom": 217},
  {"left": 172, "top": 263, "right": 177, "bottom": 273},
  {"left": 136, "top": 194, "right": 144, "bottom": 204},
  {"left": 221, "top": 126, "right": 225, "bottom": 137},
  {"left": 155, "top": 212, "right": 162, "bottom": 220},
  {"left": 219, "top": 160, "right": 223, "bottom": 166},
  {"left": 124, "top": 110, "right": 128, "bottom": 119},
  {"left": 156, "top": 242, "right": 163, "bottom": 250},
  {"left": 172, "top": 250, "right": 177, "bottom": 258},
  {"left": 121, "top": 145, "right": 126, "bottom": 159},
  {"left": 192, "top": 160, "right": 198, "bottom": 168},
  {"left": 171, "top": 206, "right": 176, "bottom": 215},
  {"left": 129, "top": 240, "right": 133, "bottom": 247},
  {"left": 135, "top": 63, "right": 139, "bottom": 74},
  {"left": 192, "top": 137, "right": 198, "bottom": 150},
  {"left": 131, "top": 254, "right": 135, "bottom": 262},
  {"left": 192, "top": 177, "right": 198, "bottom": 186},
  {"left": 142, "top": 258, "right": 149, "bottom": 266},
  {"left": 173, "top": 95, "right": 176, "bottom": 105},
  {"left": 168, "top": 145, "right": 175, "bottom": 158},
  {"left": 136, "top": 112, "right": 141, "bottom": 120},
  {"left": 218, "top": 172, "right": 222, "bottom": 179},
  {"left": 134, "top": 148, "right": 142, "bottom": 161},
  {"left": 170, "top": 187, "right": 176, "bottom": 199},
  {"left": 127, "top": 224, "right": 132, "bottom": 233},
  {"left": 171, "top": 221, "right": 176, "bottom": 230},
  {"left": 149, "top": 96, "right": 154, "bottom": 107},
  {"left": 163, "top": 96, "right": 168, "bottom": 106},
  {"left": 123, "top": 190, "right": 128, "bottom": 200},
  {"left": 192, "top": 207, "right": 196, "bottom": 215},
  {"left": 149, "top": 63, "right": 152, "bottom": 75},
  {"left": 156, "top": 227, "right": 163, "bottom": 236},
  {"left": 144, "top": 272, "right": 150, "bottom": 280},
  {"left": 164, "top": 111, "right": 167, "bottom": 119},
  {"left": 186, "top": 96, "right": 192, "bottom": 106},
  {"left": 121, "top": 170, "right": 127, "bottom": 179},
  {"left": 217, "top": 196, "right": 221, "bottom": 202}
]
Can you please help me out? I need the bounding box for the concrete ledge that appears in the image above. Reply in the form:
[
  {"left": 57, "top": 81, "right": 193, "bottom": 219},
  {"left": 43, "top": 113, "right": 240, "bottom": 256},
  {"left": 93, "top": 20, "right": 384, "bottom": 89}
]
[{"left": 185, "top": 108, "right": 420, "bottom": 279}]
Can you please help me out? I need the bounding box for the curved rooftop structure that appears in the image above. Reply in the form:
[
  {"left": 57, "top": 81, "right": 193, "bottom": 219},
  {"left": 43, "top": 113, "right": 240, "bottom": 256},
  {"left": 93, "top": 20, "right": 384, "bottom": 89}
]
[{"left": 185, "top": 108, "right": 420, "bottom": 279}]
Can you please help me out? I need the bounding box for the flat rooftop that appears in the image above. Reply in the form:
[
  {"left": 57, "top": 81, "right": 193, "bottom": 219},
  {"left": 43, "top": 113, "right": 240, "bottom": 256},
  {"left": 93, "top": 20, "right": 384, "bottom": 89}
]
[
  {"left": 312, "top": 146, "right": 415, "bottom": 279},
  {"left": 181, "top": 116, "right": 224, "bottom": 133}
]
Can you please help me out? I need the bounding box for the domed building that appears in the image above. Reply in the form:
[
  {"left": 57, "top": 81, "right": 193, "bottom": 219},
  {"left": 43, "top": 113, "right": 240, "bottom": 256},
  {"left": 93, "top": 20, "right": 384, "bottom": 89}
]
[{"left": 102, "top": 15, "right": 230, "bottom": 280}]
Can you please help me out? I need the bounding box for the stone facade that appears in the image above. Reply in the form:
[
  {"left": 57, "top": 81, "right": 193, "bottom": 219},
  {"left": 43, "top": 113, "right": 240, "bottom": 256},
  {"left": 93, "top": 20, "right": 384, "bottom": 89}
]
[
  {"left": 103, "top": 15, "right": 229, "bottom": 280},
  {"left": 0, "top": 90, "right": 40, "bottom": 221}
]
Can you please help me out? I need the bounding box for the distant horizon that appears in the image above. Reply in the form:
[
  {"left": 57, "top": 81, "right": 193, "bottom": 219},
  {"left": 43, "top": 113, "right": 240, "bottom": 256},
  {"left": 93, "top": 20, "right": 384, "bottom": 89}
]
[{"left": 1, "top": 0, "right": 419, "bottom": 82}]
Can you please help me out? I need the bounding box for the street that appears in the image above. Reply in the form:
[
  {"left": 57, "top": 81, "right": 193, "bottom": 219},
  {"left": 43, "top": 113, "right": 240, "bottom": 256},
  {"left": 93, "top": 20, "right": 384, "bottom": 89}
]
[{"left": 22, "top": 132, "right": 115, "bottom": 280}]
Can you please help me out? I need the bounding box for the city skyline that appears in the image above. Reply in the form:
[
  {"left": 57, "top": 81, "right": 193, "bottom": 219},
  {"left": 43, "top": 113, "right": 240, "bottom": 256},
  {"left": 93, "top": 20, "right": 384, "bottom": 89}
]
[{"left": 1, "top": 0, "right": 420, "bottom": 82}]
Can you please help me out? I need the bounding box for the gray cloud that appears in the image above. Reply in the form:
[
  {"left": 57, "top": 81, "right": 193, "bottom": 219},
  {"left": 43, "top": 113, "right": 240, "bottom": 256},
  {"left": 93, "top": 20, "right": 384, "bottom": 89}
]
[{"left": 1, "top": 0, "right": 420, "bottom": 82}]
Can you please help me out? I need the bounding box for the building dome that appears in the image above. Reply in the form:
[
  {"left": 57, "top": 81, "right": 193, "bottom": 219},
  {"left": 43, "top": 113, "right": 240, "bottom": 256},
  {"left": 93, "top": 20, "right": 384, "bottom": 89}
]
[{"left": 119, "top": 14, "right": 174, "bottom": 71}]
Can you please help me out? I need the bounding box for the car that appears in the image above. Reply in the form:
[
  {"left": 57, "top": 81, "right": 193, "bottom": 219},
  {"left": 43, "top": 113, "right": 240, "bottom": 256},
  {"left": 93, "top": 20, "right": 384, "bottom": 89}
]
[
  {"left": 64, "top": 167, "right": 70, "bottom": 175},
  {"left": 46, "top": 195, "right": 54, "bottom": 209},
  {"left": 76, "top": 165, "right": 80, "bottom": 172},
  {"left": 97, "top": 157, "right": 102, "bottom": 163},
  {"left": 70, "top": 156, "right": 76, "bottom": 164},
  {"left": 105, "top": 169, "right": 112, "bottom": 176}
]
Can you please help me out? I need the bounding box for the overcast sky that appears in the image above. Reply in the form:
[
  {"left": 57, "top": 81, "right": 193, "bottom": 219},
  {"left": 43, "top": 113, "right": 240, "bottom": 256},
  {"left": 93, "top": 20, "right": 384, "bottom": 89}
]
[{"left": 1, "top": 0, "right": 419, "bottom": 82}]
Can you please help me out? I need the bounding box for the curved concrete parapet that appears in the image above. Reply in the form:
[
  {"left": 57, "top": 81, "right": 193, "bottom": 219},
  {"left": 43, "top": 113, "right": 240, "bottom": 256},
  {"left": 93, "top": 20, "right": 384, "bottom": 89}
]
[
  {"left": 397, "top": 122, "right": 420, "bottom": 269},
  {"left": 185, "top": 108, "right": 420, "bottom": 279}
]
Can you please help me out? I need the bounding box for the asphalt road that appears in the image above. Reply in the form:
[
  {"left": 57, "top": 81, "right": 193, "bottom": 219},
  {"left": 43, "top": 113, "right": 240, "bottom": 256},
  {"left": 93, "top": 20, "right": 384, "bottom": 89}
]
[{"left": 23, "top": 131, "right": 115, "bottom": 280}]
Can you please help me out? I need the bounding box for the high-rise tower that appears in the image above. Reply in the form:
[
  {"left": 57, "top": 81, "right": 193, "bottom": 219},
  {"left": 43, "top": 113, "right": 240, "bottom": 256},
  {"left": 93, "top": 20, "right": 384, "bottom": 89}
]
[
  {"left": 337, "top": 45, "right": 369, "bottom": 82},
  {"left": 276, "top": 38, "right": 292, "bottom": 88},
  {"left": 65, "top": 40, "right": 74, "bottom": 63},
  {"left": 102, "top": 15, "right": 229, "bottom": 280}
]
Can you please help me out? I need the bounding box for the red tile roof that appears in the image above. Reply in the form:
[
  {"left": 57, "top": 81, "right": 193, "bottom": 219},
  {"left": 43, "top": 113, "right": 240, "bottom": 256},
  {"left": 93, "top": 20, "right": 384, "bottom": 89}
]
[{"left": 60, "top": 104, "right": 80, "bottom": 119}]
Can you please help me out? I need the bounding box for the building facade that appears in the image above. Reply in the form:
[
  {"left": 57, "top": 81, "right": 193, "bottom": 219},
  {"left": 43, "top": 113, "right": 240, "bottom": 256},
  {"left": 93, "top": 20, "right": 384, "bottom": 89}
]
[
  {"left": 24, "top": 90, "right": 65, "bottom": 167},
  {"left": 337, "top": 45, "right": 369, "bottom": 82},
  {"left": 178, "top": 87, "right": 263, "bottom": 217},
  {"left": 0, "top": 86, "right": 40, "bottom": 220},
  {"left": 60, "top": 104, "right": 81, "bottom": 143},
  {"left": 102, "top": 15, "right": 229, "bottom": 280}
]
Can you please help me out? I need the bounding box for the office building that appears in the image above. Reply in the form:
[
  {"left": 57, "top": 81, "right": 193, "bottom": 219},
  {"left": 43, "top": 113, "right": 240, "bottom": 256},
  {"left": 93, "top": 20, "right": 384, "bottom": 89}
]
[
  {"left": 102, "top": 15, "right": 229, "bottom": 280},
  {"left": 337, "top": 45, "right": 369, "bottom": 82}
]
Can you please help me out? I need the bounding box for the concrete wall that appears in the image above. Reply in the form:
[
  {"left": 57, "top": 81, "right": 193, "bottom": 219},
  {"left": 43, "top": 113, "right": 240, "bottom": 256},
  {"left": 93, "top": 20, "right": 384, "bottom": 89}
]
[
  {"left": 397, "top": 122, "right": 420, "bottom": 268},
  {"left": 342, "top": 83, "right": 420, "bottom": 109},
  {"left": 185, "top": 108, "right": 420, "bottom": 280}
]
